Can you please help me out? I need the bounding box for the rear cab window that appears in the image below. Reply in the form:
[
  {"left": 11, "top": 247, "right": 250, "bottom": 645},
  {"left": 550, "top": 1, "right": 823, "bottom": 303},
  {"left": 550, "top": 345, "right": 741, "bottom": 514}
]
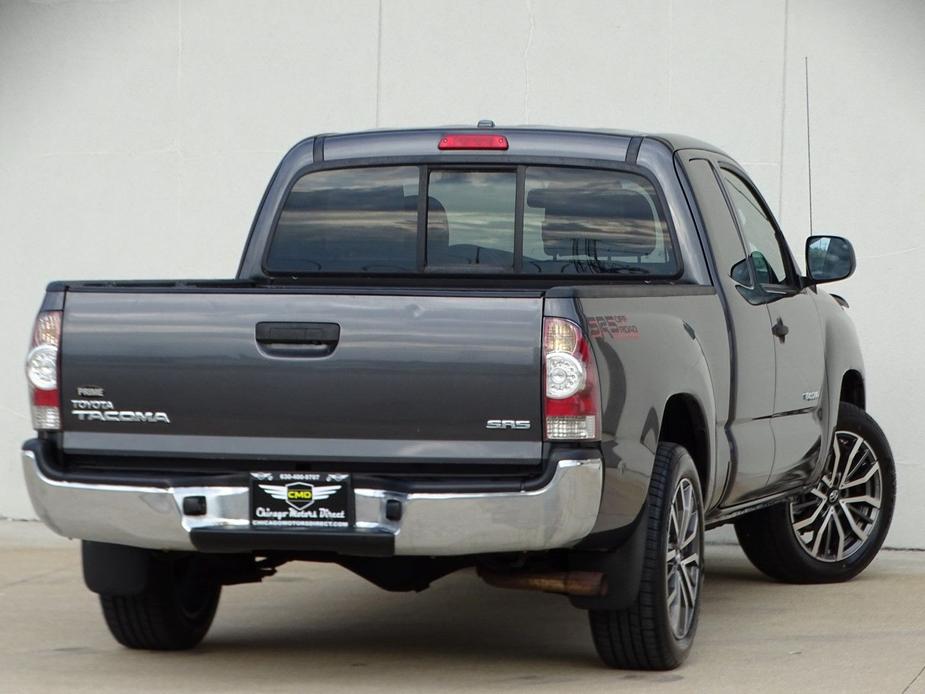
[
  {"left": 265, "top": 165, "right": 679, "bottom": 278},
  {"left": 267, "top": 166, "right": 419, "bottom": 274},
  {"left": 427, "top": 170, "right": 517, "bottom": 270},
  {"left": 523, "top": 167, "right": 675, "bottom": 275}
]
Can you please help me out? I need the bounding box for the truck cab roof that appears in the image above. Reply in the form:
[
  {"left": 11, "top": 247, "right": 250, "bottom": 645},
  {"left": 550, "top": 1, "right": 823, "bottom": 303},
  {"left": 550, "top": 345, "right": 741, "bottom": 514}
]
[{"left": 290, "top": 124, "right": 730, "bottom": 165}]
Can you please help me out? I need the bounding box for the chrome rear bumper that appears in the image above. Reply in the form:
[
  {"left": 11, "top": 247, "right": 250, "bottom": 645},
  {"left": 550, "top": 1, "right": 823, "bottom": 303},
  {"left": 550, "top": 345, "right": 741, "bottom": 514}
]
[{"left": 22, "top": 450, "right": 602, "bottom": 556}]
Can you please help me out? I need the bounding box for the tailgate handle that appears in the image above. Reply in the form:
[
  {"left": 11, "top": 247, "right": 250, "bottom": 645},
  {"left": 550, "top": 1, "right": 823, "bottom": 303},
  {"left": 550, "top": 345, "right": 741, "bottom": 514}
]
[{"left": 256, "top": 322, "right": 340, "bottom": 357}]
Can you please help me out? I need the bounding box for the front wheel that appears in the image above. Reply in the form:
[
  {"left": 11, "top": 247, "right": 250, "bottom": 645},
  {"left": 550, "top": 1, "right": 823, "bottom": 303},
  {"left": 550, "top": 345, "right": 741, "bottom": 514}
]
[
  {"left": 735, "top": 402, "right": 896, "bottom": 583},
  {"left": 588, "top": 442, "right": 704, "bottom": 670}
]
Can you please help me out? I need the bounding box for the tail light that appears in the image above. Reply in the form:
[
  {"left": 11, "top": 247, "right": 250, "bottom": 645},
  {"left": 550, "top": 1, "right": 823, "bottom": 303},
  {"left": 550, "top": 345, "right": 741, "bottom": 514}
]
[
  {"left": 26, "top": 311, "right": 62, "bottom": 430},
  {"left": 543, "top": 317, "right": 600, "bottom": 440}
]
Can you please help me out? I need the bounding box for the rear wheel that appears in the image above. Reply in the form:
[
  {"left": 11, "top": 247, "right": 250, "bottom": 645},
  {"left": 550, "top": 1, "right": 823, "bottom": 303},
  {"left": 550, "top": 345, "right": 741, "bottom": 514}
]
[
  {"left": 588, "top": 442, "right": 704, "bottom": 670},
  {"left": 99, "top": 554, "right": 221, "bottom": 650},
  {"left": 735, "top": 403, "right": 896, "bottom": 583}
]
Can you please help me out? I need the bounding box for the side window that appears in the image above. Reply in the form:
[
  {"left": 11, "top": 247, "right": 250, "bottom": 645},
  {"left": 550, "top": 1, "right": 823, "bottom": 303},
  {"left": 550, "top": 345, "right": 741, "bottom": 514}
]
[
  {"left": 684, "top": 159, "right": 751, "bottom": 287},
  {"left": 720, "top": 170, "right": 793, "bottom": 288}
]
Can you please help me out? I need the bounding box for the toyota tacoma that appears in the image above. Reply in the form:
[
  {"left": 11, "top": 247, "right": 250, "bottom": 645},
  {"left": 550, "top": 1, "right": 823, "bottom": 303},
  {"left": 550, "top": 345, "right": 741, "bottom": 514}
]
[{"left": 22, "top": 124, "right": 896, "bottom": 669}]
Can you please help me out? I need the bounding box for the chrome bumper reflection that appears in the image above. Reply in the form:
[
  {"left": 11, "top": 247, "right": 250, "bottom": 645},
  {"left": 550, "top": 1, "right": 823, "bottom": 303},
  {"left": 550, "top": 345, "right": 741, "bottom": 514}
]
[{"left": 21, "top": 451, "right": 602, "bottom": 556}]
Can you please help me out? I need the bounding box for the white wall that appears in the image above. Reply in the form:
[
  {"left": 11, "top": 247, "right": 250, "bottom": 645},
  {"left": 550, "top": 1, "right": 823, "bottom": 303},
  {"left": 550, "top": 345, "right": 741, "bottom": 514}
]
[{"left": 1, "top": 0, "right": 922, "bottom": 547}]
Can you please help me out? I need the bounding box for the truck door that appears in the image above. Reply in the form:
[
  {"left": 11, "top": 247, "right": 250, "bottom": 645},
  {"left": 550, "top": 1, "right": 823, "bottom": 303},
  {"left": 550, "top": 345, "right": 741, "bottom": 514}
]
[
  {"left": 680, "top": 156, "right": 776, "bottom": 505},
  {"left": 716, "top": 167, "right": 826, "bottom": 491}
]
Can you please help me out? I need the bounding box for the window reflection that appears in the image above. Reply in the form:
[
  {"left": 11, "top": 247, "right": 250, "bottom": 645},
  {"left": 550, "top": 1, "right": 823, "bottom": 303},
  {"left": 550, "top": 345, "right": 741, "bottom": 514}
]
[
  {"left": 268, "top": 166, "right": 419, "bottom": 273},
  {"left": 267, "top": 165, "right": 679, "bottom": 277},
  {"left": 523, "top": 167, "right": 676, "bottom": 275}
]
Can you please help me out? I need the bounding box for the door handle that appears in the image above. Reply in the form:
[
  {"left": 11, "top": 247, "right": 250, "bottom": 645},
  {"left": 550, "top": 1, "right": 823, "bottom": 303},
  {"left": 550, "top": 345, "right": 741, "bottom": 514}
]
[
  {"left": 256, "top": 322, "right": 340, "bottom": 357},
  {"left": 771, "top": 317, "right": 789, "bottom": 342}
]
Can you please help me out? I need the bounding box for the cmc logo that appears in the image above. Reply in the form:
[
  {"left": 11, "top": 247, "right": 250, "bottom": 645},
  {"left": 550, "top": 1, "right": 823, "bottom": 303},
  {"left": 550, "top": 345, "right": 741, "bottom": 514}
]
[{"left": 258, "top": 482, "right": 343, "bottom": 511}]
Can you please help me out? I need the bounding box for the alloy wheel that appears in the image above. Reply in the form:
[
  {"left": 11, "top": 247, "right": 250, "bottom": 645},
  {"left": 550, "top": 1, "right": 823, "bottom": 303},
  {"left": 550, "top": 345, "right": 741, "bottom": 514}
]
[
  {"left": 789, "top": 430, "right": 883, "bottom": 562},
  {"left": 666, "top": 478, "right": 701, "bottom": 640}
]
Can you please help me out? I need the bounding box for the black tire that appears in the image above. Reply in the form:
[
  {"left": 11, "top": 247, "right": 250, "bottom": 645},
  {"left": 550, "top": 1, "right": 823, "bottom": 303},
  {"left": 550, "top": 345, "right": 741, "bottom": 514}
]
[
  {"left": 100, "top": 554, "right": 221, "bottom": 650},
  {"left": 734, "top": 402, "right": 896, "bottom": 584},
  {"left": 589, "top": 442, "right": 705, "bottom": 670}
]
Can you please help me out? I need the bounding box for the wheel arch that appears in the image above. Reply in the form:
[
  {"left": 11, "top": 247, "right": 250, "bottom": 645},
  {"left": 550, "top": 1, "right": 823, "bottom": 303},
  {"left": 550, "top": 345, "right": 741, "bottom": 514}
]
[
  {"left": 659, "top": 393, "right": 711, "bottom": 500},
  {"left": 839, "top": 369, "right": 865, "bottom": 410},
  {"left": 815, "top": 289, "right": 866, "bottom": 475}
]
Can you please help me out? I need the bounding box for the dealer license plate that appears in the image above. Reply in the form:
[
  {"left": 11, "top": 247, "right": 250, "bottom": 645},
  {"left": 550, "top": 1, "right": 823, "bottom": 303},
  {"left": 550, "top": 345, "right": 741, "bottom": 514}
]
[{"left": 250, "top": 472, "right": 352, "bottom": 529}]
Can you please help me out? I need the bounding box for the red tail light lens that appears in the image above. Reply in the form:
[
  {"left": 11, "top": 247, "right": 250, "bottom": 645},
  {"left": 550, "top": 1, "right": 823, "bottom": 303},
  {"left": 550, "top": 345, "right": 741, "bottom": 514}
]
[
  {"left": 26, "top": 311, "right": 62, "bottom": 430},
  {"left": 438, "top": 134, "right": 509, "bottom": 150},
  {"left": 543, "top": 317, "right": 600, "bottom": 440}
]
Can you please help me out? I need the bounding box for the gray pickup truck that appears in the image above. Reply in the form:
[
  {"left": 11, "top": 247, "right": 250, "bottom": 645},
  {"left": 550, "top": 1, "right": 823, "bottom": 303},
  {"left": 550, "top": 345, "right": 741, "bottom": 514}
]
[{"left": 22, "top": 124, "right": 895, "bottom": 670}]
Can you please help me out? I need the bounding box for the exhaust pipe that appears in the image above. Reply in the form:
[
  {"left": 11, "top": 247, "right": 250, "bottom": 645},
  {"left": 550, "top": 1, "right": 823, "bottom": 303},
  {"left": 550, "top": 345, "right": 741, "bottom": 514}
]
[{"left": 478, "top": 567, "right": 607, "bottom": 597}]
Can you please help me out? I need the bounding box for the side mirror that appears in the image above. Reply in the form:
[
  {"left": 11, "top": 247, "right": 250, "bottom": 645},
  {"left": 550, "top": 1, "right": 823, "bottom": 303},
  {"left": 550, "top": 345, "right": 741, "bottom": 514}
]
[{"left": 805, "top": 235, "right": 856, "bottom": 284}]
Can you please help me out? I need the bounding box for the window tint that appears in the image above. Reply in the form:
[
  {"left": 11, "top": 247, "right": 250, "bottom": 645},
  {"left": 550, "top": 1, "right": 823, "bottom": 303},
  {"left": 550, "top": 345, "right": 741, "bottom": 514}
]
[
  {"left": 265, "top": 165, "right": 679, "bottom": 277},
  {"left": 522, "top": 167, "right": 676, "bottom": 275},
  {"left": 266, "top": 166, "right": 419, "bottom": 273},
  {"left": 426, "top": 170, "right": 516, "bottom": 269},
  {"left": 720, "top": 170, "right": 791, "bottom": 287}
]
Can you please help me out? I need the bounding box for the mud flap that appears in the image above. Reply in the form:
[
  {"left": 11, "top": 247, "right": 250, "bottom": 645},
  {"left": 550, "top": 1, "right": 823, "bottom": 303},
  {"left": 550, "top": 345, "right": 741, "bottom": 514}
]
[
  {"left": 82, "top": 541, "right": 150, "bottom": 596},
  {"left": 566, "top": 502, "right": 648, "bottom": 611}
]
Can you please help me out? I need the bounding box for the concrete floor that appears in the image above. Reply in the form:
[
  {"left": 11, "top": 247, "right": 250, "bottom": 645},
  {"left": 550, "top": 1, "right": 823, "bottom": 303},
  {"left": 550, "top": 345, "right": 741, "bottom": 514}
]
[{"left": 1, "top": 522, "right": 923, "bottom": 694}]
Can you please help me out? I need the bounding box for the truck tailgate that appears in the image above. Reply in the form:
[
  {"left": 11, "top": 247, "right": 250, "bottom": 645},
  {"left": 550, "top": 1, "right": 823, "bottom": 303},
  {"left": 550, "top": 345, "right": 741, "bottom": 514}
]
[{"left": 59, "top": 290, "right": 543, "bottom": 468}]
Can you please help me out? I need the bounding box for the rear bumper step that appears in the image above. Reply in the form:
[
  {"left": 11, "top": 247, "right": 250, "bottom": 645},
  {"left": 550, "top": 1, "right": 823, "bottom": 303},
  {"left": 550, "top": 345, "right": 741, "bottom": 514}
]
[{"left": 22, "top": 447, "right": 603, "bottom": 557}]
